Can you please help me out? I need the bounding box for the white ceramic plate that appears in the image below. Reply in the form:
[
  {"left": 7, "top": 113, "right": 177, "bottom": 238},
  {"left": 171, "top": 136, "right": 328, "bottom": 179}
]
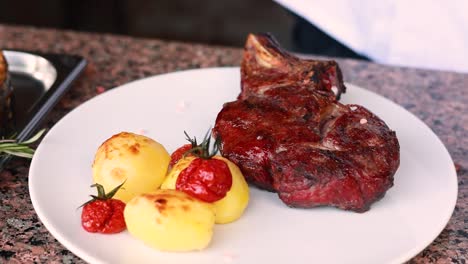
[{"left": 29, "top": 68, "right": 458, "bottom": 264}]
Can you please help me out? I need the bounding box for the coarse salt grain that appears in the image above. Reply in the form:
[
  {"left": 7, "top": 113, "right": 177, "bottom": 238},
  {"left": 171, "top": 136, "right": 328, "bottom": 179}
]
[
  {"left": 276, "top": 146, "right": 287, "bottom": 153},
  {"left": 331, "top": 86, "right": 338, "bottom": 95},
  {"left": 176, "top": 100, "right": 189, "bottom": 113},
  {"left": 223, "top": 255, "right": 234, "bottom": 263},
  {"left": 350, "top": 106, "right": 358, "bottom": 111},
  {"left": 360, "top": 118, "right": 368, "bottom": 124},
  {"left": 222, "top": 252, "right": 236, "bottom": 263},
  {"left": 96, "top": 86, "right": 106, "bottom": 94}
]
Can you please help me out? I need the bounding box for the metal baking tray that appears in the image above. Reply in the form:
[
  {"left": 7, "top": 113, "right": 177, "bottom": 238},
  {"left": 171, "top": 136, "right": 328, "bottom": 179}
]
[{"left": 0, "top": 50, "right": 87, "bottom": 169}]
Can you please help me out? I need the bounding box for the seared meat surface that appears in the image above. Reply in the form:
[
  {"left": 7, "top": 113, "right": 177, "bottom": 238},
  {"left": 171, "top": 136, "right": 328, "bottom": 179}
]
[{"left": 213, "top": 34, "right": 400, "bottom": 212}]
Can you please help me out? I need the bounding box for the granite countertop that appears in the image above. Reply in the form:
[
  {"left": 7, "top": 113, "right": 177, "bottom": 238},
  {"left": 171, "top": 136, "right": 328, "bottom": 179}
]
[{"left": 0, "top": 25, "right": 466, "bottom": 263}]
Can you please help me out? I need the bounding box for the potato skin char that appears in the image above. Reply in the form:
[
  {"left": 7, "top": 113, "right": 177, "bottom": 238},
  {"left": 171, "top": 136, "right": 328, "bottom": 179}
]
[
  {"left": 124, "top": 189, "right": 215, "bottom": 251},
  {"left": 92, "top": 132, "right": 170, "bottom": 203}
]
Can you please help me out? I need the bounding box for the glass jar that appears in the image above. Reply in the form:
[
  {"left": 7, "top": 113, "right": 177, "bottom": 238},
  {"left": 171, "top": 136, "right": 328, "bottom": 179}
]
[{"left": 0, "top": 51, "right": 15, "bottom": 137}]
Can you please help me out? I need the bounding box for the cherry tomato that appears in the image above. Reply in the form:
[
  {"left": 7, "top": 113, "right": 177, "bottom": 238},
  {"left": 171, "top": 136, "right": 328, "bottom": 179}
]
[
  {"left": 176, "top": 157, "right": 232, "bottom": 203},
  {"left": 81, "top": 199, "right": 126, "bottom": 234},
  {"left": 169, "top": 144, "right": 193, "bottom": 167},
  {"left": 80, "top": 183, "right": 126, "bottom": 234}
]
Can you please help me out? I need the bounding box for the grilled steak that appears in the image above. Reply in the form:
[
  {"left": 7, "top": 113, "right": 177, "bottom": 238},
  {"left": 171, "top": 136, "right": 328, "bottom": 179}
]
[{"left": 213, "top": 34, "right": 400, "bottom": 212}]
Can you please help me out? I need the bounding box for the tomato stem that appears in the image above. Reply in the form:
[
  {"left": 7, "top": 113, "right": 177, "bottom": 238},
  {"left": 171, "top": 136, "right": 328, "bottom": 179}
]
[{"left": 183, "top": 129, "right": 220, "bottom": 159}]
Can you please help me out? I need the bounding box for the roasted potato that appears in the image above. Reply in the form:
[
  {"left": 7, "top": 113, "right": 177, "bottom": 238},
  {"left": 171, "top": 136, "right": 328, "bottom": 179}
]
[
  {"left": 210, "top": 156, "right": 250, "bottom": 224},
  {"left": 124, "top": 189, "right": 215, "bottom": 251},
  {"left": 162, "top": 156, "right": 249, "bottom": 224},
  {"left": 92, "top": 132, "right": 170, "bottom": 203}
]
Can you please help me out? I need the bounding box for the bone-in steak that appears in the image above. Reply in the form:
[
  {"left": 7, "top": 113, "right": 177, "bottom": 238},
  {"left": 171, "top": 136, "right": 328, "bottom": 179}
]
[{"left": 213, "top": 34, "right": 400, "bottom": 212}]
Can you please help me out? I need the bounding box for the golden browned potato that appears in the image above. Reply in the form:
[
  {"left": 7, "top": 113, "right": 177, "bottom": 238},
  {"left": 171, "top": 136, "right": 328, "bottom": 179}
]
[
  {"left": 160, "top": 156, "right": 196, "bottom": 190},
  {"left": 162, "top": 156, "right": 249, "bottom": 224},
  {"left": 124, "top": 189, "right": 215, "bottom": 251},
  {"left": 211, "top": 156, "right": 250, "bottom": 224},
  {"left": 92, "top": 132, "right": 170, "bottom": 203}
]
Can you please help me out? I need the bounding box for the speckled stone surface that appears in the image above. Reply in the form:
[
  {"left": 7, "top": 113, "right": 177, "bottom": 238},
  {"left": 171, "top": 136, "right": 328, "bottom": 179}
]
[{"left": 0, "top": 24, "right": 466, "bottom": 263}]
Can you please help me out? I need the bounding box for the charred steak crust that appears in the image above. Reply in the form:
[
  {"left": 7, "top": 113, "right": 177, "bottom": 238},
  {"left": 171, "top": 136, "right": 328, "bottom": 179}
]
[{"left": 213, "top": 33, "right": 400, "bottom": 212}]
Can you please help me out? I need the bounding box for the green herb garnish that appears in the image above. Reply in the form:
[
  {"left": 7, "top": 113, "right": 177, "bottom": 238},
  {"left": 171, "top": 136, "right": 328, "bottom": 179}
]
[{"left": 0, "top": 129, "right": 46, "bottom": 159}]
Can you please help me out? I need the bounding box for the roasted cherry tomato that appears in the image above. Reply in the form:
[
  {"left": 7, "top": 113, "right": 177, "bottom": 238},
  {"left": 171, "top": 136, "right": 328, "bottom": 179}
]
[
  {"left": 169, "top": 143, "right": 192, "bottom": 167},
  {"left": 167, "top": 131, "right": 233, "bottom": 203},
  {"left": 176, "top": 157, "right": 232, "bottom": 202},
  {"left": 162, "top": 131, "right": 250, "bottom": 224},
  {"left": 80, "top": 183, "right": 126, "bottom": 234}
]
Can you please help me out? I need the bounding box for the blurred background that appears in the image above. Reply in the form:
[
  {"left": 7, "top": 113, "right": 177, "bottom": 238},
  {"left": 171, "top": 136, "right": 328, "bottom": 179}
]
[{"left": 0, "top": 0, "right": 366, "bottom": 60}]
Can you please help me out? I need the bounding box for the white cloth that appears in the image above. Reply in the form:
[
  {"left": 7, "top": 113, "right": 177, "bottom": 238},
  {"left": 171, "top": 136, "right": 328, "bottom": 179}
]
[{"left": 275, "top": 0, "right": 468, "bottom": 73}]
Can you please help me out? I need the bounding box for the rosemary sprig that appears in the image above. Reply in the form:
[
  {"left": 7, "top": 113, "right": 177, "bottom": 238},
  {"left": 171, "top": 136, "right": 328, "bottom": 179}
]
[{"left": 0, "top": 129, "right": 46, "bottom": 159}]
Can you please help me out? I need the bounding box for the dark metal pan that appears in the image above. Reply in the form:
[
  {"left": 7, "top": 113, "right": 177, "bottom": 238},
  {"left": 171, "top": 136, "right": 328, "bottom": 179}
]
[{"left": 0, "top": 50, "right": 87, "bottom": 170}]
